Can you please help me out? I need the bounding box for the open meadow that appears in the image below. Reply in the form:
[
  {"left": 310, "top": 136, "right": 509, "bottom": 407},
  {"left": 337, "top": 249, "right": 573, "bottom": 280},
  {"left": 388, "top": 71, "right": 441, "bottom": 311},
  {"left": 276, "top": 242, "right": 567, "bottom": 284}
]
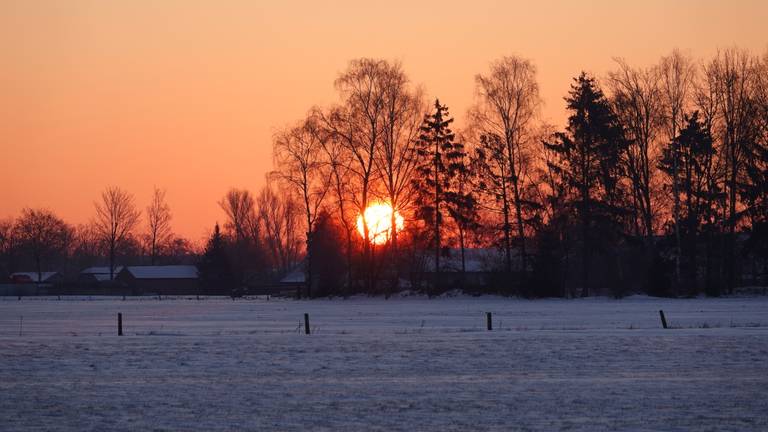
[{"left": 1, "top": 295, "right": 767, "bottom": 431}]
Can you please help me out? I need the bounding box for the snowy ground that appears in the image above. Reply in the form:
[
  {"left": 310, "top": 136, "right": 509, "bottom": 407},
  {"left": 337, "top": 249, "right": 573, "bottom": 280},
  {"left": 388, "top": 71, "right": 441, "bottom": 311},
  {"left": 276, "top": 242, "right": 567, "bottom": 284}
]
[{"left": 1, "top": 295, "right": 767, "bottom": 431}]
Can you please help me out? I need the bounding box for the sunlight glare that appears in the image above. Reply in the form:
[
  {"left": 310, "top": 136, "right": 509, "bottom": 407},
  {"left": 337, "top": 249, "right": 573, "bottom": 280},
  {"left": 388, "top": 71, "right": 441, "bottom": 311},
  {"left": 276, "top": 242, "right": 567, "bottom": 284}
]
[{"left": 356, "top": 202, "right": 404, "bottom": 245}]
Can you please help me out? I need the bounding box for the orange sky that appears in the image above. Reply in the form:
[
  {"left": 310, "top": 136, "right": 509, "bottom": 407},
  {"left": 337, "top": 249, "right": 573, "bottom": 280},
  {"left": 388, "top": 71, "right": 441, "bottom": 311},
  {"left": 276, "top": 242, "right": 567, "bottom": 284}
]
[{"left": 1, "top": 1, "right": 766, "bottom": 243}]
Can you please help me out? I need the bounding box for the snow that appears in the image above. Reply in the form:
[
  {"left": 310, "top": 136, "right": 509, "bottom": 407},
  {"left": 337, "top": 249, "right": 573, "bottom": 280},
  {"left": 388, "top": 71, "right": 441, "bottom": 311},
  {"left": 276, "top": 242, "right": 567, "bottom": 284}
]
[
  {"left": 122, "top": 265, "right": 198, "bottom": 279},
  {"left": 1, "top": 295, "right": 767, "bottom": 431}
]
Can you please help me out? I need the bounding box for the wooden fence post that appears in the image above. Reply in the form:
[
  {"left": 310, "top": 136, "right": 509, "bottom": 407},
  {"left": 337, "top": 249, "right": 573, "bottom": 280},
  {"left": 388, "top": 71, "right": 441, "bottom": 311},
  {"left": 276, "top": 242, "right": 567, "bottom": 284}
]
[
  {"left": 118, "top": 312, "right": 123, "bottom": 336},
  {"left": 659, "top": 310, "right": 668, "bottom": 329},
  {"left": 486, "top": 312, "right": 493, "bottom": 331},
  {"left": 304, "top": 313, "right": 310, "bottom": 335}
]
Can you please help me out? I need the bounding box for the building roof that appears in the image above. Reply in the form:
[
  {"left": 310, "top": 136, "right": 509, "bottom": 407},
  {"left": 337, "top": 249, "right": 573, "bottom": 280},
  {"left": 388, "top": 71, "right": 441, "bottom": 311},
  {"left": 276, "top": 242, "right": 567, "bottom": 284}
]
[
  {"left": 280, "top": 267, "right": 305, "bottom": 284},
  {"left": 424, "top": 248, "right": 520, "bottom": 272},
  {"left": 121, "top": 265, "right": 199, "bottom": 280},
  {"left": 81, "top": 266, "right": 124, "bottom": 275},
  {"left": 10, "top": 272, "right": 61, "bottom": 282}
]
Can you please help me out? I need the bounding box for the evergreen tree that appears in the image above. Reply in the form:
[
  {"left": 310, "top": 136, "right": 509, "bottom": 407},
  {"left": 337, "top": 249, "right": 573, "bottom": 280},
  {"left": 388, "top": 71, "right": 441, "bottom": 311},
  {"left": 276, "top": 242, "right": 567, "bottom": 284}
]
[
  {"left": 413, "top": 100, "right": 469, "bottom": 291},
  {"left": 659, "top": 112, "right": 717, "bottom": 294},
  {"left": 198, "top": 224, "right": 235, "bottom": 296},
  {"left": 544, "top": 73, "right": 629, "bottom": 296}
]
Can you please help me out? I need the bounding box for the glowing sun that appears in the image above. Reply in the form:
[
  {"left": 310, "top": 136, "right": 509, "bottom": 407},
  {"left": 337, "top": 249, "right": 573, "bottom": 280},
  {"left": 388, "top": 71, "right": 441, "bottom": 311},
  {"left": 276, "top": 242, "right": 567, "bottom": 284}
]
[{"left": 356, "top": 202, "right": 404, "bottom": 245}]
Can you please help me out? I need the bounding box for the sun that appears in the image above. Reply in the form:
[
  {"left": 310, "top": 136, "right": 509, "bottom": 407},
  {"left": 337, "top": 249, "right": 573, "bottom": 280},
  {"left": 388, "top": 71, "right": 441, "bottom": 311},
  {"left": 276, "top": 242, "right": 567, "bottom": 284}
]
[{"left": 356, "top": 202, "right": 404, "bottom": 245}]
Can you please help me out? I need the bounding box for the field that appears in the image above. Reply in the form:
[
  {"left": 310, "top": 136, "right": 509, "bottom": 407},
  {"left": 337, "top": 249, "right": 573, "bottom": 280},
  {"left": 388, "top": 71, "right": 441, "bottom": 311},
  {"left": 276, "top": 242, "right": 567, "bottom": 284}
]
[{"left": 1, "top": 295, "right": 767, "bottom": 431}]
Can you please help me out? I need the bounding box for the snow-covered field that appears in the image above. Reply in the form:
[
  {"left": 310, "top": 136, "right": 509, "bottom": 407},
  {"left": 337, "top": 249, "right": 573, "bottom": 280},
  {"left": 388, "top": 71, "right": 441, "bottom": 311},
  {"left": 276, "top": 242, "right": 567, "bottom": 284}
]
[{"left": 1, "top": 295, "right": 767, "bottom": 431}]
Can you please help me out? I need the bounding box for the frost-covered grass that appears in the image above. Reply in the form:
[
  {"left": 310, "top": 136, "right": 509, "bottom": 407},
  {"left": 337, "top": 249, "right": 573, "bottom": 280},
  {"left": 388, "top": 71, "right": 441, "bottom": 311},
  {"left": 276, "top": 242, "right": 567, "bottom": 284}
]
[{"left": 1, "top": 295, "right": 767, "bottom": 431}]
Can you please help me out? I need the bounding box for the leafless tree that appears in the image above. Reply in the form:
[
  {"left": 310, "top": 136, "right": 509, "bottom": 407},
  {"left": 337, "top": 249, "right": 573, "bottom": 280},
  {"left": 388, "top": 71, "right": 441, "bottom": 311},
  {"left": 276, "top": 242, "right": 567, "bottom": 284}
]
[
  {"left": 70, "top": 222, "right": 103, "bottom": 270},
  {"left": 145, "top": 187, "right": 172, "bottom": 265},
  {"left": 272, "top": 113, "right": 330, "bottom": 297},
  {"left": 0, "top": 218, "right": 20, "bottom": 278},
  {"left": 94, "top": 187, "right": 141, "bottom": 280},
  {"left": 219, "top": 188, "right": 256, "bottom": 244},
  {"left": 375, "top": 62, "right": 425, "bottom": 250},
  {"left": 658, "top": 50, "right": 697, "bottom": 287},
  {"left": 608, "top": 58, "right": 663, "bottom": 239},
  {"left": 257, "top": 183, "right": 301, "bottom": 275},
  {"left": 704, "top": 48, "right": 762, "bottom": 293},
  {"left": 327, "top": 58, "right": 389, "bottom": 255},
  {"left": 470, "top": 55, "right": 542, "bottom": 274},
  {"left": 317, "top": 107, "right": 357, "bottom": 289}
]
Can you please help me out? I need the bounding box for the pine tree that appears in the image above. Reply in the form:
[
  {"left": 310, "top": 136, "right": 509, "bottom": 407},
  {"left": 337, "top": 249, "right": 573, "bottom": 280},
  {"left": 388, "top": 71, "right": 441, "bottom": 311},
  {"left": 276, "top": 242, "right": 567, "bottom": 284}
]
[
  {"left": 659, "top": 112, "right": 717, "bottom": 294},
  {"left": 413, "top": 100, "right": 468, "bottom": 290},
  {"left": 197, "top": 223, "right": 235, "bottom": 296},
  {"left": 544, "top": 73, "right": 629, "bottom": 297}
]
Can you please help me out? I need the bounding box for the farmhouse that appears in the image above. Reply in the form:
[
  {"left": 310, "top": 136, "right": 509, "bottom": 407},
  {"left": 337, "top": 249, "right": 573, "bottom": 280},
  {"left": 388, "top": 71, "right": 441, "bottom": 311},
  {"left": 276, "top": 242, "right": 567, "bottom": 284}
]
[
  {"left": 116, "top": 265, "right": 199, "bottom": 296},
  {"left": 10, "top": 272, "right": 64, "bottom": 284}
]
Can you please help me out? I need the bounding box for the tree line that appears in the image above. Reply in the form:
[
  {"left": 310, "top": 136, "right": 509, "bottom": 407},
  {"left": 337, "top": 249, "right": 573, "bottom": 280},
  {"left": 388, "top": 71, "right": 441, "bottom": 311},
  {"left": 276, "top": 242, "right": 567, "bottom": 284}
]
[
  {"left": 0, "top": 187, "right": 196, "bottom": 283},
  {"left": 2, "top": 47, "right": 766, "bottom": 298}
]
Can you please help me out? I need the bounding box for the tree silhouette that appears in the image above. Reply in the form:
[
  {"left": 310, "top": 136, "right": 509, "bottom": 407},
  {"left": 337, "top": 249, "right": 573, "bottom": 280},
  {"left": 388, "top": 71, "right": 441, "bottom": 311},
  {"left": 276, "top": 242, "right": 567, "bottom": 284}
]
[
  {"left": 544, "top": 73, "right": 629, "bottom": 297},
  {"left": 94, "top": 186, "right": 141, "bottom": 280},
  {"left": 198, "top": 224, "right": 234, "bottom": 295}
]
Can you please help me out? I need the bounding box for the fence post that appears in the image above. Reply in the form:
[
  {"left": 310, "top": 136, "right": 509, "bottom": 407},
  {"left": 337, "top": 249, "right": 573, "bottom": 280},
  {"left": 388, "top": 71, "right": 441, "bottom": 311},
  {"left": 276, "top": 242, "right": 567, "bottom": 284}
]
[
  {"left": 304, "top": 313, "right": 310, "bottom": 335},
  {"left": 118, "top": 313, "right": 123, "bottom": 336},
  {"left": 659, "top": 310, "right": 668, "bottom": 329},
  {"left": 486, "top": 312, "right": 493, "bottom": 331}
]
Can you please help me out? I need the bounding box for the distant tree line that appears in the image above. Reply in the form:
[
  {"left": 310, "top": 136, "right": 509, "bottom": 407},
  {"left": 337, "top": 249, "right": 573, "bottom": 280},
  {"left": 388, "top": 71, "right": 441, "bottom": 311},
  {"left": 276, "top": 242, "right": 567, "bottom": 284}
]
[
  {"left": 0, "top": 186, "right": 196, "bottom": 283},
  {"left": 2, "top": 47, "right": 766, "bottom": 298}
]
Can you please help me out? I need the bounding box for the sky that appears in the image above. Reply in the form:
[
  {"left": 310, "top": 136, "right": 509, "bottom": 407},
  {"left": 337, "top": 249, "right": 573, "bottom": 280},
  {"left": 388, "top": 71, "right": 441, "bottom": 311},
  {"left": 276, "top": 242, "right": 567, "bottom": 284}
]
[{"left": 1, "top": 0, "right": 766, "bottom": 243}]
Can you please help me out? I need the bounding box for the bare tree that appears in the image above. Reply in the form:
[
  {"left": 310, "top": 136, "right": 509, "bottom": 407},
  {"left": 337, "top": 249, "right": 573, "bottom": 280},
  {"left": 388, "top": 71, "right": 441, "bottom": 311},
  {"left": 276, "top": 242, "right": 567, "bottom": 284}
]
[
  {"left": 658, "top": 50, "right": 697, "bottom": 287},
  {"left": 0, "top": 218, "right": 18, "bottom": 277},
  {"left": 607, "top": 58, "right": 663, "bottom": 239},
  {"left": 219, "top": 188, "right": 256, "bottom": 244},
  {"left": 319, "top": 59, "right": 398, "bottom": 291},
  {"left": 272, "top": 113, "right": 330, "bottom": 297},
  {"left": 375, "top": 62, "right": 424, "bottom": 250},
  {"left": 14, "top": 209, "right": 72, "bottom": 282},
  {"left": 70, "top": 222, "right": 104, "bottom": 270},
  {"left": 257, "top": 183, "right": 301, "bottom": 275},
  {"left": 470, "top": 56, "right": 542, "bottom": 275},
  {"left": 145, "top": 187, "right": 172, "bottom": 265},
  {"left": 327, "top": 59, "right": 389, "bottom": 254},
  {"left": 94, "top": 187, "right": 141, "bottom": 280},
  {"left": 317, "top": 107, "right": 357, "bottom": 290},
  {"left": 705, "top": 48, "right": 762, "bottom": 293}
]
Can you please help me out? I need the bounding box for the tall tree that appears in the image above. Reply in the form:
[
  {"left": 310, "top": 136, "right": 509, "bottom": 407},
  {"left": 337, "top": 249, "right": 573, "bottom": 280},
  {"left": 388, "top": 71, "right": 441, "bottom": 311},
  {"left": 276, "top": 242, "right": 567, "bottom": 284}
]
[
  {"left": 257, "top": 183, "right": 302, "bottom": 275},
  {"left": 318, "top": 110, "right": 357, "bottom": 290},
  {"left": 413, "top": 100, "right": 463, "bottom": 284},
  {"left": 219, "top": 188, "right": 256, "bottom": 244},
  {"left": 608, "top": 59, "right": 662, "bottom": 239},
  {"left": 659, "top": 112, "right": 716, "bottom": 293},
  {"left": 14, "top": 208, "right": 72, "bottom": 282},
  {"left": 704, "top": 48, "right": 762, "bottom": 293},
  {"left": 198, "top": 223, "right": 235, "bottom": 295},
  {"left": 273, "top": 114, "right": 330, "bottom": 298},
  {"left": 94, "top": 186, "right": 141, "bottom": 280},
  {"left": 658, "top": 50, "right": 697, "bottom": 287},
  {"left": 471, "top": 56, "right": 541, "bottom": 276},
  {"left": 375, "top": 62, "right": 424, "bottom": 251},
  {"left": 219, "top": 188, "right": 259, "bottom": 283},
  {"left": 544, "top": 73, "right": 628, "bottom": 297},
  {"left": 145, "top": 187, "right": 172, "bottom": 265}
]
